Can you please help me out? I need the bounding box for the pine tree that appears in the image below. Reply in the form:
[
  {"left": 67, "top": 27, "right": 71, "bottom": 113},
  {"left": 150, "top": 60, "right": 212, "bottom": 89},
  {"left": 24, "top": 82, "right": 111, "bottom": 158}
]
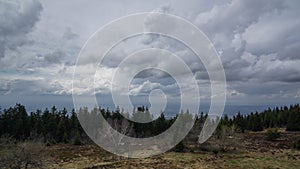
[
  {"left": 56, "top": 118, "right": 67, "bottom": 143},
  {"left": 153, "top": 112, "right": 167, "bottom": 135},
  {"left": 286, "top": 109, "right": 300, "bottom": 131},
  {"left": 234, "top": 112, "right": 245, "bottom": 132},
  {"left": 251, "top": 112, "right": 263, "bottom": 131}
]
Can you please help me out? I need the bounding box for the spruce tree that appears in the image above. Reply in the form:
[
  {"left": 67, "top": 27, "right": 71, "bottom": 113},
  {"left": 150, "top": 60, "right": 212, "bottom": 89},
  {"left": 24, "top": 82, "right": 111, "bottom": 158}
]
[{"left": 286, "top": 110, "right": 300, "bottom": 131}]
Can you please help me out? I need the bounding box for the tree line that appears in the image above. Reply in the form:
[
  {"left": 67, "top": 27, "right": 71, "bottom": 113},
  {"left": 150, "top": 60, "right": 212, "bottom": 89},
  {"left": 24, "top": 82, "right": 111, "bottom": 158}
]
[
  {"left": 218, "top": 104, "right": 300, "bottom": 132},
  {"left": 0, "top": 103, "right": 299, "bottom": 145},
  {"left": 0, "top": 104, "right": 82, "bottom": 144}
]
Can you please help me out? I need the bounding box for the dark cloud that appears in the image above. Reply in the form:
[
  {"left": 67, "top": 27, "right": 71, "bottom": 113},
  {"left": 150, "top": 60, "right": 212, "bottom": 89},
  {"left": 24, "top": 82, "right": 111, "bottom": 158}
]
[
  {"left": 230, "top": 80, "right": 300, "bottom": 98},
  {"left": 0, "top": 0, "right": 43, "bottom": 58},
  {"left": 43, "top": 50, "right": 66, "bottom": 64},
  {"left": 0, "top": 83, "right": 10, "bottom": 95},
  {"left": 5, "top": 79, "right": 44, "bottom": 95},
  {"left": 129, "top": 80, "right": 180, "bottom": 97},
  {"left": 62, "top": 27, "right": 79, "bottom": 40},
  {"left": 1, "top": 0, "right": 300, "bottom": 107},
  {"left": 196, "top": 0, "right": 285, "bottom": 38},
  {"left": 134, "top": 69, "right": 171, "bottom": 79},
  {"left": 1, "top": 78, "right": 70, "bottom": 96},
  {"left": 192, "top": 0, "right": 300, "bottom": 85},
  {"left": 278, "top": 42, "right": 300, "bottom": 61}
]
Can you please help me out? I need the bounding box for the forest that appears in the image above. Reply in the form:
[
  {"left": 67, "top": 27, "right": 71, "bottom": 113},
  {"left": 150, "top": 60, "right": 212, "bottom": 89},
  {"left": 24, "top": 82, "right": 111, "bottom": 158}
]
[
  {"left": 0, "top": 103, "right": 300, "bottom": 144},
  {"left": 0, "top": 103, "right": 300, "bottom": 168}
]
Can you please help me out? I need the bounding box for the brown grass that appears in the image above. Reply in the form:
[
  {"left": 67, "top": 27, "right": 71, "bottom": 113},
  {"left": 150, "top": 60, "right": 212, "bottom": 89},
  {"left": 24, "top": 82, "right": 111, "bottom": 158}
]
[{"left": 1, "top": 130, "right": 299, "bottom": 169}]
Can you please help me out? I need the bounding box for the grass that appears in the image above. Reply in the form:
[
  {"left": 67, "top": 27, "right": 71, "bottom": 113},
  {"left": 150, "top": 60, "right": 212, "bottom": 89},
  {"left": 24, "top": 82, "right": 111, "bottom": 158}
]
[
  {"left": 46, "top": 149, "right": 299, "bottom": 169},
  {"left": 1, "top": 130, "right": 300, "bottom": 168}
]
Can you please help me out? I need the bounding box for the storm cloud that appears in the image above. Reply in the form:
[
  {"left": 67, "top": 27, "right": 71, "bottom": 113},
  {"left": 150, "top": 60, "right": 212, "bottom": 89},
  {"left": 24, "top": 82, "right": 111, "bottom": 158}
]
[
  {"left": 0, "top": 0, "right": 300, "bottom": 109},
  {"left": 0, "top": 0, "right": 42, "bottom": 58}
]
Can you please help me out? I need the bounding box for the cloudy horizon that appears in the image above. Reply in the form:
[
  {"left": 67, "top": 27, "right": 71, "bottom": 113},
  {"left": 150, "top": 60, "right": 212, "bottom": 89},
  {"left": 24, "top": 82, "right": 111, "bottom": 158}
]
[{"left": 1, "top": 0, "right": 300, "bottom": 115}]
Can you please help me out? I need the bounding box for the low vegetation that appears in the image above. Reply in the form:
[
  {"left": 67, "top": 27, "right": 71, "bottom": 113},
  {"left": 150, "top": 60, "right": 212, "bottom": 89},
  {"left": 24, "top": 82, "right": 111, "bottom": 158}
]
[
  {"left": 266, "top": 128, "right": 280, "bottom": 141},
  {"left": 294, "top": 137, "right": 300, "bottom": 150},
  {"left": 0, "top": 138, "right": 45, "bottom": 169},
  {"left": 0, "top": 103, "right": 299, "bottom": 168}
]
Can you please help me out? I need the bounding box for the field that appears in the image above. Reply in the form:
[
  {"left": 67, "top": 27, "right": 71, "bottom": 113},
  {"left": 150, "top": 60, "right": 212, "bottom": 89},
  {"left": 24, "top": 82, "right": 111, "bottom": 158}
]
[
  {"left": 45, "top": 146, "right": 300, "bottom": 169},
  {"left": 2, "top": 129, "right": 298, "bottom": 169}
]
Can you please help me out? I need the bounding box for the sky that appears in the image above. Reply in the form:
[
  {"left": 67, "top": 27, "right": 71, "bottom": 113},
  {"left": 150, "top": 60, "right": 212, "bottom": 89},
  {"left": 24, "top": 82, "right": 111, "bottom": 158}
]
[{"left": 0, "top": 0, "right": 300, "bottom": 114}]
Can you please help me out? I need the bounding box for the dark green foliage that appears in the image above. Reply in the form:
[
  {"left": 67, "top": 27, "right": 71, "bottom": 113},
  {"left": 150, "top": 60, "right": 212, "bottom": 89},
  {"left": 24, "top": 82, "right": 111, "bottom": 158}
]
[
  {"left": 153, "top": 113, "right": 168, "bottom": 135},
  {"left": 212, "top": 149, "right": 219, "bottom": 155},
  {"left": 251, "top": 112, "right": 264, "bottom": 131},
  {"left": 0, "top": 104, "right": 30, "bottom": 140},
  {"left": 45, "top": 139, "right": 57, "bottom": 146},
  {"left": 294, "top": 137, "right": 300, "bottom": 150},
  {"left": 73, "top": 132, "right": 82, "bottom": 145},
  {"left": 286, "top": 106, "right": 300, "bottom": 131},
  {"left": 173, "top": 141, "right": 185, "bottom": 152},
  {"left": 233, "top": 112, "right": 245, "bottom": 132},
  {"left": 45, "top": 142, "right": 51, "bottom": 147},
  {"left": 131, "top": 107, "right": 154, "bottom": 137},
  {"left": 0, "top": 104, "right": 83, "bottom": 144},
  {"left": 0, "top": 103, "right": 300, "bottom": 145},
  {"left": 266, "top": 129, "right": 280, "bottom": 141},
  {"left": 229, "top": 104, "right": 300, "bottom": 132},
  {"left": 0, "top": 104, "right": 177, "bottom": 143}
]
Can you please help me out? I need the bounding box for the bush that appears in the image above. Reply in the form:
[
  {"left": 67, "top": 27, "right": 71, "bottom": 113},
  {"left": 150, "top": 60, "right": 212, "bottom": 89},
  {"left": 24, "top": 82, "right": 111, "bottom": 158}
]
[
  {"left": 45, "top": 138, "right": 57, "bottom": 146},
  {"left": 0, "top": 140, "right": 45, "bottom": 168},
  {"left": 212, "top": 149, "right": 219, "bottom": 155},
  {"left": 294, "top": 137, "right": 300, "bottom": 150},
  {"left": 73, "top": 132, "right": 83, "bottom": 145},
  {"left": 198, "top": 143, "right": 210, "bottom": 152},
  {"left": 173, "top": 141, "right": 185, "bottom": 152},
  {"left": 45, "top": 142, "right": 51, "bottom": 147},
  {"left": 266, "top": 129, "right": 280, "bottom": 141},
  {"left": 73, "top": 137, "right": 82, "bottom": 146}
]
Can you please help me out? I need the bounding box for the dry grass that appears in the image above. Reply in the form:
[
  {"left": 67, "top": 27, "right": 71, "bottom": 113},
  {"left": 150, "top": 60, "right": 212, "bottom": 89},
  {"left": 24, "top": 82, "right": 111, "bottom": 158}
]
[
  {"left": 0, "top": 140, "right": 46, "bottom": 169},
  {"left": 42, "top": 144, "right": 300, "bottom": 169},
  {"left": 1, "top": 130, "right": 300, "bottom": 168}
]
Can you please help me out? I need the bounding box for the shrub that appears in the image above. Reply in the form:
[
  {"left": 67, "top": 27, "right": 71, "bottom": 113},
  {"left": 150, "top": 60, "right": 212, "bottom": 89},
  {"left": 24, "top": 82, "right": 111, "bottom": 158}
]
[
  {"left": 45, "top": 138, "right": 57, "bottom": 146},
  {"left": 173, "top": 141, "right": 185, "bottom": 152},
  {"left": 73, "top": 137, "right": 82, "bottom": 146},
  {"left": 294, "top": 137, "right": 300, "bottom": 150},
  {"left": 198, "top": 143, "right": 210, "bottom": 152},
  {"left": 73, "top": 132, "right": 83, "bottom": 145},
  {"left": 0, "top": 140, "right": 45, "bottom": 169},
  {"left": 266, "top": 129, "right": 280, "bottom": 141},
  {"left": 45, "top": 142, "right": 51, "bottom": 147},
  {"left": 212, "top": 149, "right": 219, "bottom": 155}
]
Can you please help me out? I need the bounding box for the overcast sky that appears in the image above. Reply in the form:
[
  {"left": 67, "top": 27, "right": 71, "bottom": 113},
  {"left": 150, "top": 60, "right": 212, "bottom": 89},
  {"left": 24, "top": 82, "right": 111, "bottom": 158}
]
[{"left": 0, "top": 0, "right": 300, "bottom": 113}]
